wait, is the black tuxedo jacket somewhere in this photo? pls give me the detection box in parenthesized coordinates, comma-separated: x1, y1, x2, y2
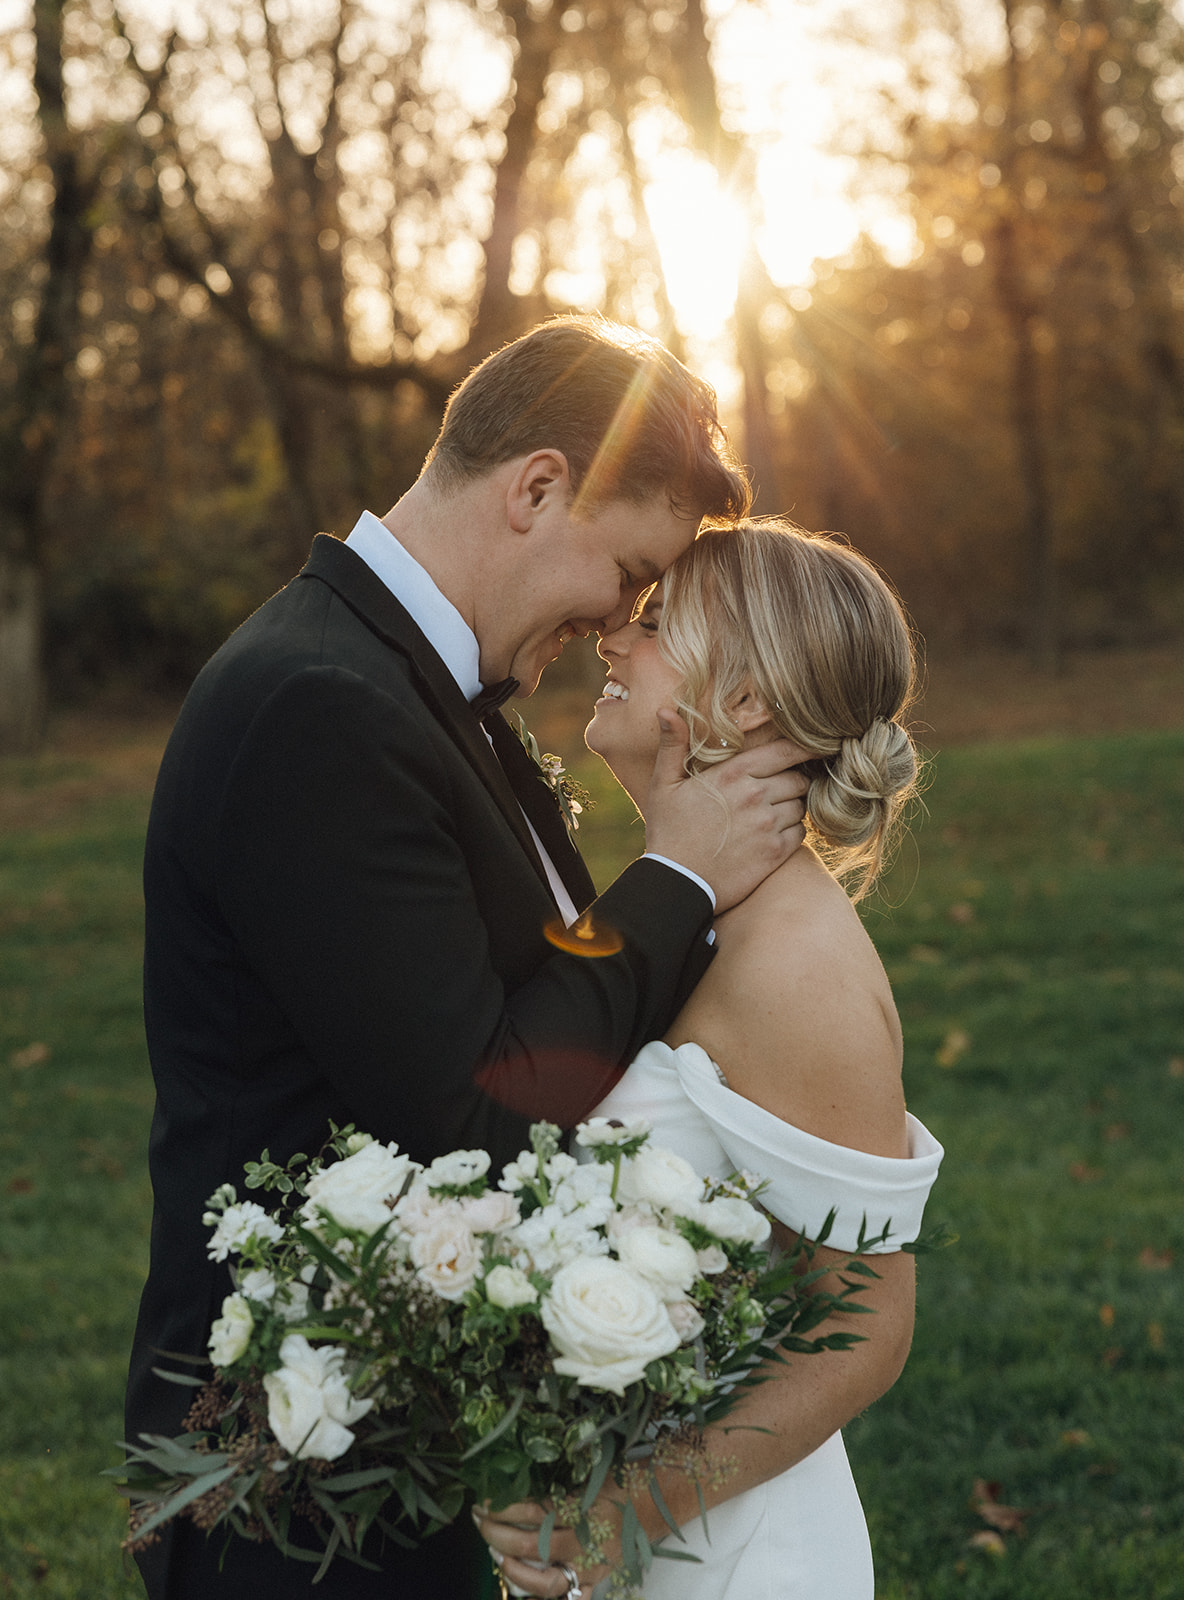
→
(128, 536, 714, 1598)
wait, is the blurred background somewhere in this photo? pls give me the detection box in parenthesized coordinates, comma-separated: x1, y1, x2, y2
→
(2, 0, 1183, 754)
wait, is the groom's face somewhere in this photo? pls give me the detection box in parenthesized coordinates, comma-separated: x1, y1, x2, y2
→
(498, 492, 697, 695)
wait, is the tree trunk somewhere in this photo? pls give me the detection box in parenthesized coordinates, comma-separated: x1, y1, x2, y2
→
(997, 0, 1059, 672)
(0, 0, 94, 750)
(0, 555, 46, 754)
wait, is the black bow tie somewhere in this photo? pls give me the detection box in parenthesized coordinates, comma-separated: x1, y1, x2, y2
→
(470, 676, 520, 722)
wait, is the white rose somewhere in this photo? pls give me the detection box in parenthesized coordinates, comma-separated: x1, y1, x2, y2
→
(484, 1264, 539, 1309)
(617, 1227, 699, 1300)
(426, 1149, 491, 1189)
(696, 1195, 771, 1246)
(541, 1257, 680, 1395)
(409, 1216, 482, 1301)
(666, 1299, 706, 1342)
(262, 1335, 372, 1461)
(205, 1201, 284, 1263)
(300, 1142, 417, 1234)
(208, 1293, 254, 1367)
(461, 1190, 520, 1234)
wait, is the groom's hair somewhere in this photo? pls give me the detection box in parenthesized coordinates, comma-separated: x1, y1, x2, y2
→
(420, 315, 750, 521)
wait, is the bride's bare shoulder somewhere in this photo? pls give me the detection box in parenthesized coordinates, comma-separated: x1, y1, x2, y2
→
(668, 849, 907, 1156)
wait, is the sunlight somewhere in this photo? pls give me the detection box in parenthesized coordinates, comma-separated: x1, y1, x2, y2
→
(643, 152, 747, 342)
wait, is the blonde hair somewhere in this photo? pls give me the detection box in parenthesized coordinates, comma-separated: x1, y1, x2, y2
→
(659, 520, 921, 899)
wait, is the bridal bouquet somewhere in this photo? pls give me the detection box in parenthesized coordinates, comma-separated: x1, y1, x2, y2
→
(117, 1120, 878, 1589)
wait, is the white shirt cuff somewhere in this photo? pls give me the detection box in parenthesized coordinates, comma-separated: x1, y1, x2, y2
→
(642, 853, 717, 912)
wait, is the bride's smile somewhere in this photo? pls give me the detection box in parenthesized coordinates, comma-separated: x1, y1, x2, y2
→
(586, 586, 684, 804)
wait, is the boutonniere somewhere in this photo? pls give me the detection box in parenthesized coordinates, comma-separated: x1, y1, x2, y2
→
(512, 714, 593, 833)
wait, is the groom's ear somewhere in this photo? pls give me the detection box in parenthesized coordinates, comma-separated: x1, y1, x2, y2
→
(731, 679, 773, 734)
(506, 450, 571, 532)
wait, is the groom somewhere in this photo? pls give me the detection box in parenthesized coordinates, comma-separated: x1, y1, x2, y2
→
(126, 315, 807, 1599)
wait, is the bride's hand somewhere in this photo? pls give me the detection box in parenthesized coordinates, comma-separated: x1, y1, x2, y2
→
(472, 1500, 613, 1598)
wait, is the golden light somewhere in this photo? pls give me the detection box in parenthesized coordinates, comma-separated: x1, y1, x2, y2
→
(643, 152, 748, 342)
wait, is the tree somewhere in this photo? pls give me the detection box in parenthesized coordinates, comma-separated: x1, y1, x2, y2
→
(0, 0, 99, 750)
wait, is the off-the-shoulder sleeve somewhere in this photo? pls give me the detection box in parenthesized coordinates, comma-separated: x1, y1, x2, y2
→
(669, 1043, 944, 1254)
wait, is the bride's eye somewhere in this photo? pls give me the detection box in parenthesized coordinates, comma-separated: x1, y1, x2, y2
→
(637, 612, 660, 634)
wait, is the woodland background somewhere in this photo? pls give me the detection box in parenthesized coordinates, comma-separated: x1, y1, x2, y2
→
(2, 0, 1184, 757)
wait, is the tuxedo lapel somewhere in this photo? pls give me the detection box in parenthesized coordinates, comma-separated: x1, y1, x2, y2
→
(485, 712, 597, 913)
(298, 537, 554, 898)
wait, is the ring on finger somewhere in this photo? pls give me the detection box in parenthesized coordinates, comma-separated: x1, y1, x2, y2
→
(555, 1562, 583, 1598)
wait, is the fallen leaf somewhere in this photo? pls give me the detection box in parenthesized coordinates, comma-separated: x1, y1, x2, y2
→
(6, 1177, 34, 1196)
(967, 1530, 1007, 1556)
(947, 901, 976, 924)
(970, 1479, 1031, 1536)
(1069, 1161, 1103, 1183)
(9, 1042, 50, 1070)
(909, 944, 943, 965)
(1061, 1429, 1090, 1447)
(937, 1028, 971, 1067)
(1168, 1057, 1184, 1078)
(1102, 1345, 1123, 1368)
(1099, 1304, 1115, 1328)
(1103, 1122, 1130, 1143)
(1138, 1247, 1173, 1271)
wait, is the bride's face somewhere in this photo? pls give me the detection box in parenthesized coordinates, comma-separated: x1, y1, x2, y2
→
(585, 586, 684, 801)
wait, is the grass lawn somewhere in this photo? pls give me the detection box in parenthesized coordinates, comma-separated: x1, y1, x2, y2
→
(0, 720, 1181, 1597)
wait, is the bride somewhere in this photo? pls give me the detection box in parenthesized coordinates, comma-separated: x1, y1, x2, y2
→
(475, 520, 944, 1600)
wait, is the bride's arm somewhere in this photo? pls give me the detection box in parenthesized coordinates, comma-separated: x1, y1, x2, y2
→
(479, 1247, 915, 1596)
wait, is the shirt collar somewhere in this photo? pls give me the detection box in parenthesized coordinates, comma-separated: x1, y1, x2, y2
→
(343, 510, 484, 702)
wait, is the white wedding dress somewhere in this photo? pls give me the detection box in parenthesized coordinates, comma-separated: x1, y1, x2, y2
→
(588, 1040, 945, 1600)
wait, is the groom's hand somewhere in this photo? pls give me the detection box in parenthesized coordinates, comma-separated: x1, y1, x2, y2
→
(643, 709, 810, 912)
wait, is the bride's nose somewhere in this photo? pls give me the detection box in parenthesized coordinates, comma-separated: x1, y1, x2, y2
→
(596, 623, 630, 663)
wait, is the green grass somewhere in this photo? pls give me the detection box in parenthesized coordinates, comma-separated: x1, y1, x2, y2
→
(1, 728, 1181, 1597)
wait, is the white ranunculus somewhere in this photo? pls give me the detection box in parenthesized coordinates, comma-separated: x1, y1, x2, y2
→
(696, 1195, 772, 1246)
(262, 1335, 373, 1461)
(426, 1149, 491, 1189)
(208, 1293, 254, 1367)
(484, 1264, 539, 1309)
(409, 1215, 482, 1301)
(205, 1201, 284, 1263)
(461, 1190, 520, 1234)
(300, 1142, 417, 1234)
(575, 1117, 651, 1148)
(617, 1146, 703, 1214)
(666, 1298, 706, 1342)
(344, 1131, 374, 1154)
(541, 1257, 681, 1395)
(617, 1226, 699, 1299)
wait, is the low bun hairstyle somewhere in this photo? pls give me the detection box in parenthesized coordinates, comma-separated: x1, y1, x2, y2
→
(659, 520, 921, 899)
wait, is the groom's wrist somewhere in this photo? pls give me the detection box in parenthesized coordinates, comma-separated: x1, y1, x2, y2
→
(642, 852, 717, 911)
